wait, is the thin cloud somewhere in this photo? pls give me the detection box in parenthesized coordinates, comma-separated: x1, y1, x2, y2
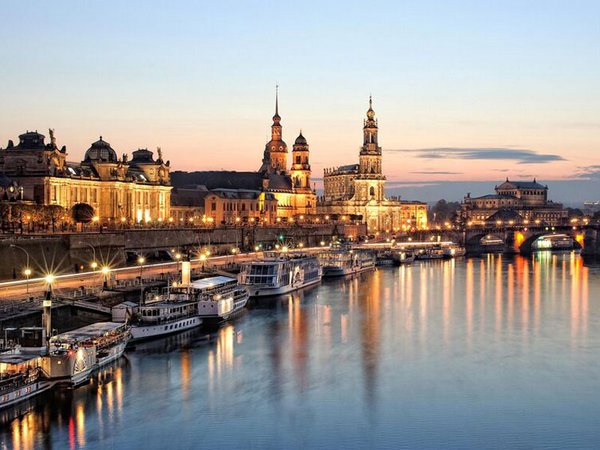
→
(575, 165, 600, 180)
(388, 147, 566, 164)
(409, 171, 463, 175)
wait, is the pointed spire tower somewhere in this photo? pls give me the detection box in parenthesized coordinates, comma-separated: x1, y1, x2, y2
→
(260, 85, 288, 174)
(359, 95, 383, 176)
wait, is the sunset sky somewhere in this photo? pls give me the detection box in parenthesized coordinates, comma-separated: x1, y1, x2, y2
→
(1, 1, 599, 203)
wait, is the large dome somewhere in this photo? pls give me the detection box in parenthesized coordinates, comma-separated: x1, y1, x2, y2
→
(84, 137, 118, 163)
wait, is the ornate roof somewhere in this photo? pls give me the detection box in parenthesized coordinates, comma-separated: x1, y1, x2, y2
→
(497, 179, 547, 190)
(294, 131, 307, 146)
(84, 137, 118, 163)
(15, 131, 46, 150)
(130, 148, 155, 164)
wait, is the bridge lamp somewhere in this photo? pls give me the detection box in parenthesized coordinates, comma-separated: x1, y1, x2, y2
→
(91, 261, 98, 270)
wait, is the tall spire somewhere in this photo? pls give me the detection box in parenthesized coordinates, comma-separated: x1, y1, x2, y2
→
(273, 84, 280, 123)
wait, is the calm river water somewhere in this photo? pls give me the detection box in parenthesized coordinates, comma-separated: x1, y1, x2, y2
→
(2, 253, 600, 449)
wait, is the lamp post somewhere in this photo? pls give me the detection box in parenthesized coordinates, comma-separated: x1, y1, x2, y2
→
(138, 256, 145, 304)
(175, 252, 182, 281)
(10, 245, 32, 291)
(43, 273, 55, 351)
(101, 266, 110, 290)
(79, 242, 97, 271)
(23, 268, 32, 294)
(199, 253, 207, 272)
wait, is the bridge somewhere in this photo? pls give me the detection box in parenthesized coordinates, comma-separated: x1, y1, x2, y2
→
(405, 225, 594, 255)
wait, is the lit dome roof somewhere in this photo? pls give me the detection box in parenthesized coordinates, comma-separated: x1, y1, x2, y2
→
(84, 137, 118, 163)
(294, 131, 307, 145)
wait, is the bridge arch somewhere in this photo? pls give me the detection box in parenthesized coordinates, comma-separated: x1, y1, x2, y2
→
(520, 233, 582, 253)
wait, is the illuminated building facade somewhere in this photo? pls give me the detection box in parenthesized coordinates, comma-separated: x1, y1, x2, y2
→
(461, 179, 568, 226)
(318, 98, 428, 232)
(0, 130, 171, 223)
(171, 90, 316, 222)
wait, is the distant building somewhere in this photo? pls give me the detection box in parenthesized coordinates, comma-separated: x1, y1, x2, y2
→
(170, 185, 277, 225)
(170, 90, 316, 224)
(461, 179, 568, 226)
(0, 130, 172, 223)
(317, 98, 428, 232)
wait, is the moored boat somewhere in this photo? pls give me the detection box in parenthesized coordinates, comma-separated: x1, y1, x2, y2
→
(443, 245, 466, 258)
(319, 245, 376, 277)
(239, 252, 322, 297)
(112, 299, 203, 342)
(392, 249, 416, 265)
(0, 352, 53, 409)
(415, 247, 445, 260)
(182, 276, 250, 322)
(44, 322, 130, 386)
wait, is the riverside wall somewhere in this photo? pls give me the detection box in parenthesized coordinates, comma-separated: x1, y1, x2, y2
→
(0, 223, 365, 280)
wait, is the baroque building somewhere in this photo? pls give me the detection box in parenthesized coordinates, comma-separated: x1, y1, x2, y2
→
(170, 90, 316, 223)
(0, 130, 172, 223)
(461, 179, 568, 226)
(318, 98, 428, 232)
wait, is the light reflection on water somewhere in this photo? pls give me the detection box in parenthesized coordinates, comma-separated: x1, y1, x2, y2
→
(2, 252, 600, 449)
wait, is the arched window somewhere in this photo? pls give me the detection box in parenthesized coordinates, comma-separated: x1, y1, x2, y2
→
(369, 186, 375, 197)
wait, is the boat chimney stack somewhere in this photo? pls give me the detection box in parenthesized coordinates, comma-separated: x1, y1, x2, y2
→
(181, 260, 191, 287)
(42, 289, 52, 351)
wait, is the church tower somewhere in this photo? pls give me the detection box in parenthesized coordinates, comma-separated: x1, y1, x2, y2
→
(359, 96, 383, 176)
(354, 97, 386, 203)
(290, 131, 311, 191)
(260, 86, 288, 174)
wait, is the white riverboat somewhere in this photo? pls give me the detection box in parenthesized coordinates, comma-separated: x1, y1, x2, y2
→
(44, 322, 130, 386)
(182, 276, 250, 322)
(532, 234, 575, 252)
(318, 245, 376, 277)
(112, 299, 202, 342)
(0, 352, 53, 410)
(239, 252, 322, 297)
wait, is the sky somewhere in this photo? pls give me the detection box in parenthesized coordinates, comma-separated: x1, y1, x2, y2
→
(1, 1, 599, 203)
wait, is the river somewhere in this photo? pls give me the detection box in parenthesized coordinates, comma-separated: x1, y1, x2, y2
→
(2, 252, 599, 449)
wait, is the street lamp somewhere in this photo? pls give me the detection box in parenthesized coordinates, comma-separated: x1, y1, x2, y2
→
(23, 268, 32, 294)
(175, 252, 182, 280)
(199, 253, 207, 271)
(79, 242, 97, 271)
(10, 245, 31, 287)
(44, 273, 55, 296)
(101, 266, 110, 289)
(137, 256, 146, 304)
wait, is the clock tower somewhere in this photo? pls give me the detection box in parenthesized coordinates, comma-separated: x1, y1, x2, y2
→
(260, 86, 288, 174)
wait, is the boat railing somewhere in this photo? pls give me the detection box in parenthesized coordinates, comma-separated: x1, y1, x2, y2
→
(0, 367, 40, 393)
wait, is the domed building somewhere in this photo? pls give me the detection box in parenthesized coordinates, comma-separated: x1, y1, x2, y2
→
(0, 130, 172, 223)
